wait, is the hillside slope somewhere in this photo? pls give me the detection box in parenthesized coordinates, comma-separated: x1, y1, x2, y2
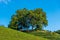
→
(27, 30, 60, 40)
(0, 27, 48, 40)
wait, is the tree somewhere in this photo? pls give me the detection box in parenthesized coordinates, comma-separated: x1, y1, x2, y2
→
(54, 30, 60, 34)
(31, 8, 48, 30)
(8, 8, 48, 31)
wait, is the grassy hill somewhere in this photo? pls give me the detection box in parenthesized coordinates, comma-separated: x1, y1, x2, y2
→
(27, 30, 60, 40)
(0, 27, 48, 40)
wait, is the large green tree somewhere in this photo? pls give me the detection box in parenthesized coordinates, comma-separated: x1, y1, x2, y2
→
(8, 8, 48, 31)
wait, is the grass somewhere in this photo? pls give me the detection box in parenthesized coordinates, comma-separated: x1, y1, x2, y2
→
(27, 30, 60, 40)
(0, 27, 48, 40)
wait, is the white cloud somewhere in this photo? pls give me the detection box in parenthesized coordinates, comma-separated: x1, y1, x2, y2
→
(0, 0, 11, 4)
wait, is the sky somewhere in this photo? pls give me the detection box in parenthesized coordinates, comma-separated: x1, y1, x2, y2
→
(0, 0, 60, 31)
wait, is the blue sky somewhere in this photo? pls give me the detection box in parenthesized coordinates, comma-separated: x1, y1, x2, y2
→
(0, 0, 60, 31)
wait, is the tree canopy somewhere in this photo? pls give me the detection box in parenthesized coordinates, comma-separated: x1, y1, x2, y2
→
(8, 8, 48, 31)
(54, 30, 60, 34)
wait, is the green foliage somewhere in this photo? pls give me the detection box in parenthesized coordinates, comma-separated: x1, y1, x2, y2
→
(0, 27, 48, 40)
(8, 8, 48, 31)
(27, 30, 60, 40)
(54, 30, 60, 34)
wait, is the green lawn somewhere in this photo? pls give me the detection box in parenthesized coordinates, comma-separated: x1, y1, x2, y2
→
(0, 27, 48, 40)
